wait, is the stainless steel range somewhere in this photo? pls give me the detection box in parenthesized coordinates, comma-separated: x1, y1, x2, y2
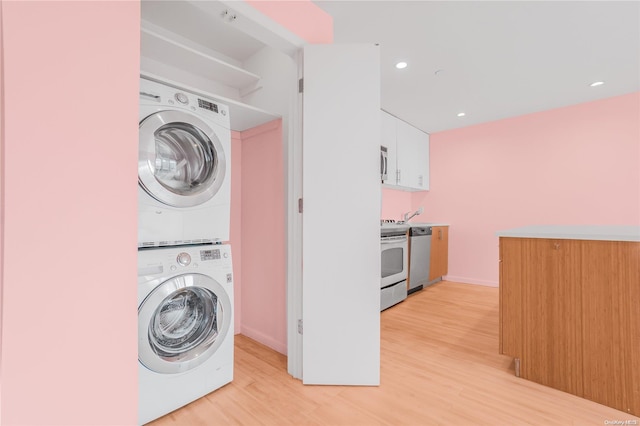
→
(380, 220, 409, 310)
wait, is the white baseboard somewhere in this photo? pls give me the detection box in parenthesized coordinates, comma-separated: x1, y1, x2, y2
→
(239, 325, 287, 355)
(444, 275, 498, 288)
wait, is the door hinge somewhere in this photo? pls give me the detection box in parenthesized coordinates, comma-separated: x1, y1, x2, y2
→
(297, 319, 303, 334)
(298, 198, 303, 213)
(298, 78, 303, 93)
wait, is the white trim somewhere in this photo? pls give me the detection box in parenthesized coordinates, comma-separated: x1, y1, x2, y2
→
(286, 50, 304, 380)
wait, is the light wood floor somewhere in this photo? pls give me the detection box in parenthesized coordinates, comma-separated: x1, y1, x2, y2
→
(150, 281, 640, 425)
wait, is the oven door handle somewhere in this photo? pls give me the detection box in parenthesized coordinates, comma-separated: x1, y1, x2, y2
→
(381, 236, 407, 244)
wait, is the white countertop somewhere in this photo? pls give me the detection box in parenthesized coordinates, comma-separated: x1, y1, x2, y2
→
(405, 222, 450, 227)
(496, 225, 640, 242)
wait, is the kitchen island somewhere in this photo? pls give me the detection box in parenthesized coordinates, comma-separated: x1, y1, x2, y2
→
(496, 225, 640, 416)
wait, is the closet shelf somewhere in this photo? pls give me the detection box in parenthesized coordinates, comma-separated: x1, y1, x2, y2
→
(140, 27, 261, 91)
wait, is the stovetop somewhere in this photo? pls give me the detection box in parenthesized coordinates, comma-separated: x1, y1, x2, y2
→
(380, 219, 410, 233)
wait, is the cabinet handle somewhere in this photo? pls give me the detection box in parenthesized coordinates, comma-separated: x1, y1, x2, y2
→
(439, 229, 442, 240)
(397, 169, 401, 183)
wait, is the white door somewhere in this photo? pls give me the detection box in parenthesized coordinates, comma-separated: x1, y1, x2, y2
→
(301, 44, 381, 385)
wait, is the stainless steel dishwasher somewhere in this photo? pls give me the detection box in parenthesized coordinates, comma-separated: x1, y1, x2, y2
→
(408, 225, 432, 294)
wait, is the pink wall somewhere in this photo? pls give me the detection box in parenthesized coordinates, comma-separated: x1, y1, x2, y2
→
(411, 92, 640, 286)
(230, 131, 243, 334)
(239, 120, 286, 354)
(381, 187, 413, 221)
(1, 2, 139, 424)
(0, 0, 326, 422)
(245, 0, 333, 43)
(0, 5, 5, 419)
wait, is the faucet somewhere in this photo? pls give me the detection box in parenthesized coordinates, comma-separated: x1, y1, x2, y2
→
(402, 206, 424, 223)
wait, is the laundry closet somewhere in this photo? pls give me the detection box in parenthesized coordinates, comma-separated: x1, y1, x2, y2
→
(138, 0, 384, 389)
(140, 0, 293, 358)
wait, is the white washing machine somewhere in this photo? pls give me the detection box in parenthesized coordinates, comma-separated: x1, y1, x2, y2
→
(138, 77, 231, 247)
(138, 244, 234, 425)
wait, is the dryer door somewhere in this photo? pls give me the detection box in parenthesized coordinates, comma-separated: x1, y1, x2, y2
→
(138, 273, 232, 374)
(138, 110, 227, 208)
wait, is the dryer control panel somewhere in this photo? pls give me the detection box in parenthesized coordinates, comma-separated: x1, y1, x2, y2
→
(139, 77, 230, 128)
(200, 248, 220, 261)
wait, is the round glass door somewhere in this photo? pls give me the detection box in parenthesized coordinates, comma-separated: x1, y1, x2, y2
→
(138, 273, 231, 374)
(139, 110, 227, 208)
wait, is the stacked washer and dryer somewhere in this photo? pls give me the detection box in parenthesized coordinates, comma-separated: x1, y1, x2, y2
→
(137, 77, 234, 425)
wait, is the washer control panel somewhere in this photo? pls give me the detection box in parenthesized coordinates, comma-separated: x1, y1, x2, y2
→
(138, 244, 232, 278)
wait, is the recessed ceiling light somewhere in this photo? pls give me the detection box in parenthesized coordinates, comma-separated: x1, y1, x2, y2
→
(590, 81, 605, 87)
(457, 112, 466, 117)
(395, 62, 408, 69)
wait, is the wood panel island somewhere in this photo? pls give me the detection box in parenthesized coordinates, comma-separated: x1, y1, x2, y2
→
(496, 225, 640, 416)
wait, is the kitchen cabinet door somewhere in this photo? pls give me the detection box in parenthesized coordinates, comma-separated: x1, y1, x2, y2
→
(396, 119, 429, 191)
(519, 238, 584, 396)
(301, 44, 381, 386)
(499, 237, 523, 357)
(499, 236, 639, 415)
(429, 226, 449, 280)
(381, 110, 397, 185)
(580, 241, 640, 415)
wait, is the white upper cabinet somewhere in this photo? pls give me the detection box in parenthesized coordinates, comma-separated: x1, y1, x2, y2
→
(380, 110, 397, 185)
(381, 110, 430, 191)
(396, 119, 430, 190)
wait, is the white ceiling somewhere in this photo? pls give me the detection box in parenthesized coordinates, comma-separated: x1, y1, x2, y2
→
(141, 0, 266, 61)
(314, 1, 640, 133)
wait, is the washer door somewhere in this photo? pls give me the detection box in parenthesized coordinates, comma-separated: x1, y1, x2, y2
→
(139, 110, 226, 208)
(138, 273, 231, 374)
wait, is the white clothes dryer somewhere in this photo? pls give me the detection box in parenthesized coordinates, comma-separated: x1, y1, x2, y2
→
(138, 77, 231, 247)
(138, 244, 234, 425)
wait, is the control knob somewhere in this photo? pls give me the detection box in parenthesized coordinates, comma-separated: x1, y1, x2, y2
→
(177, 252, 191, 266)
(175, 92, 189, 105)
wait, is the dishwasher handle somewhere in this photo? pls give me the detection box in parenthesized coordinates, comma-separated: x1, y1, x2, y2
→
(409, 226, 432, 236)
